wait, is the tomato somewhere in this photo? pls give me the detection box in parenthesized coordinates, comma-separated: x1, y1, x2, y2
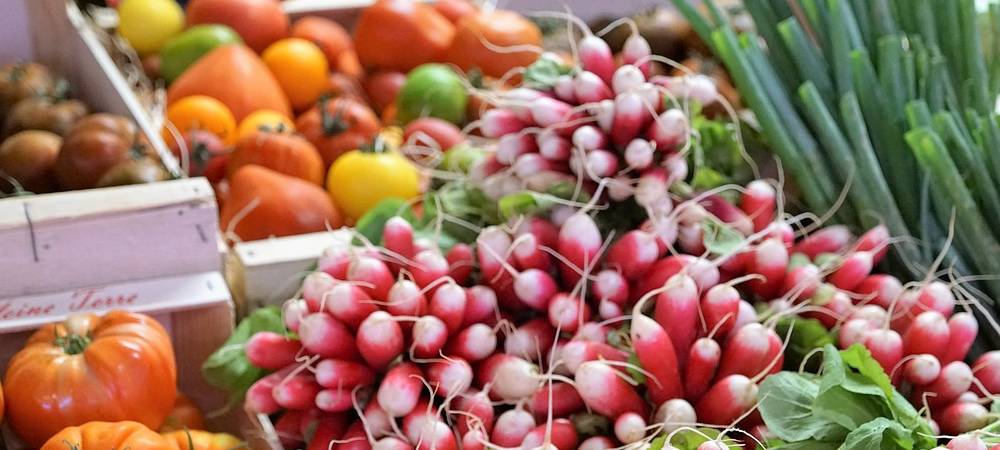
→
(262, 38, 330, 111)
(433, 0, 477, 23)
(221, 165, 342, 242)
(54, 114, 142, 190)
(163, 431, 246, 450)
(397, 63, 468, 125)
(163, 95, 237, 145)
(185, 0, 288, 53)
(447, 9, 542, 78)
(327, 143, 421, 220)
(0, 63, 57, 117)
(336, 50, 365, 80)
(159, 25, 243, 83)
(169, 129, 228, 181)
(3, 97, 88, 138)
(353, 0, 455, 72)
(42, 421, 173, 450)
(159, 393, 204, 432)
(403, 117, 464, 151)
(0, 130, 61, 193)
(364, 71, 406, 112)
(296, 96, 380, 167)
(328, 73, 367, 103)
(290, 17, 352, 69)
(117, 0, 185, 55)
(237, 109, 294, 138)
(227, 130, 324, 185)
(4, 312, 177, 448)
(96, 157, 170, 187)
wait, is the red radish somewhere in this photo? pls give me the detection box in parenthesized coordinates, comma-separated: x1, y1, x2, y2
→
(372, 437, 413, 450)
(304, 412, 348, 450)
(326, 283, 377, 329)
(347, 256, 394, 301)
(478, 226, 513, 281)
(572, 125, 609, 152)
(513, 269, 559, 311)
(624, 138, 655, 170)
(570, 149, 619, 179)
(560, 339, 628, 373)
(702, 284, 741, 337)
(699, 442, 729, 450)
(946, 434, 987, 450)
(482, 108, 528, 138)
(903, 354, 942, 386)
(654, 398, 697, 433)
(849, 305, 889, 326)
(246, 332, 302, 370)
(446, 244, 474, 285)
(455, 390, 495, 434)
(942, 313, 977, 363)
(530, 382, 585, 419)
(505, 318, 557, 361)
(597, 299, 624, 319)
(463, 286, 498, 327)
(974, 351, 1000, 394)
(387, 280, 428, 324)
(411, 249, 450, 290)
(470, 153, 504, 179)
(410, 419, 458, 450)
(315, 387, 355, 412)
(914, 281, 956, 318)
(856, 224, 891, 264)
(838, 319, 874, 348)
(686, 337, 722, 401)
(747, 238, 789, 299)
(862, 328, 903, 375)
(611, 92, 649, 148)
(514, 153, 557, 178)
(299, 313, 359, 360)
(623, 34, 652, 75)
(605, 230, 660, 280)
(273, 375, 321, 410)
(521, 419, 579, 450)
(793, 225, 853, 258)
(282, 300, 308, 334)
(939, 402, 990, 435)
(579, 35, 615, 84)
(246, 375, 283, 414)
(383, 217, 415, 262)
(635, 167, 670, 211)
(315, 359, 376, 390)
(497, 133, 538, 165)
(828, 251, 874, 291)
(631, 314, 684, 403)
(733, 300, 760, 331)
(318, 245, 352, 280)
(554, 75, 577, 103)
(516, 217, 560, 248)
(592, 269, 629, 305)
(377, 362, 423, 417)
(362, 402, 394, 439)
(593, 99, 615, 133)
(491, 408, 536, 448)
(429, 283, 467, 332)
(612, 64, 645, 95)
(274, 410, 306, 449)
(537, 131, 572, 161)
(694, 374, 759, 426)
(512, 233, 550, 271)
(646, 108, 688, 151)
(717, 323, 772, 379)
(548, 293, 591, 333)
(303, 272, 337, 312)
(613, 412, 647, 444)
(447, 323, 497, 361)
(427, 358, 473, 397)
(701, 195, 753, 235)
(807, 289, 852, 329)
(574, 360, 650, 418)
(411, 315, 449, 359)
(461, 431, 487, 450)
(855, 274, 903, 310)
(654, 274, 699, 368)
(781, 264, 821, 302)
(579, 437, 616, 450)
(913, 361, 973, 408)
(357, 311, 404, 371)
(531, 97, 576, 128)
(482, 354, 542, 401)
(740, 180, 776, 232)
(574, 71, 614, 104)
(903, 311, 950, 359)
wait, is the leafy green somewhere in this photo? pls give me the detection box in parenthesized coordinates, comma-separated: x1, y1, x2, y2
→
(757, 345, 936, 450)
(687, 113, 757, 192)
(201, 306, 285, 401)
(649, 428, 739, 450)
(522, 54, 574, 90)
(774, 317, 834, 372)
(702, 218, 745, 255)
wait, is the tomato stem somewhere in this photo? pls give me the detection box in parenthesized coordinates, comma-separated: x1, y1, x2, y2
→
(318, 95, 350, 136)
(55, 333, 91, 355)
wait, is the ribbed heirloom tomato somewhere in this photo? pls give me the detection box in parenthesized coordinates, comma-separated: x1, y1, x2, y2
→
(353, 0, 454, 72)
(227, 130, 325, 185)
(236, 109, 295, 139)
(297, 96, 380, 167)
(4, 312, 177, 448)
(41, 421, 173, 450)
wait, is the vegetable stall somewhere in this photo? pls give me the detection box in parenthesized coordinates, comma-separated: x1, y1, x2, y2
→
(2, 0, 1000, 449)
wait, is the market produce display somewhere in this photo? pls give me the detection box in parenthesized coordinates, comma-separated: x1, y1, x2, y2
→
(9, 0, 1000, 448)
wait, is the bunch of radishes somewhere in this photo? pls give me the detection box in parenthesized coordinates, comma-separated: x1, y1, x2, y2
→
(470, 27, 716, 209)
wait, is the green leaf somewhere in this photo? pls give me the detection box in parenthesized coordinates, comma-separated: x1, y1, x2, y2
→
(840, 344, 894, 398)
(774, 317, 835, 372)
(201, 306, 285, 398)
(626, 352, 646, 384)
(522, 54, 574, 90)
(771, 441, 840, 450)
(758, 372, 849, 442)
(702, 218, 744, 255)
(658, 428, 739, 450)
(840, 417, 913, 450)
(353, 198, 416, 245)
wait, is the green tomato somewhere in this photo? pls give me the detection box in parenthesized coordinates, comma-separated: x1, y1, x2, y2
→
(159, 25, 243, 83)
(117, 0, 185, 55)
(397, 64, 468, 125)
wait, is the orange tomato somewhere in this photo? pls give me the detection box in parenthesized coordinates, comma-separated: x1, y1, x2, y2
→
(447, 9, 542, 78)
(163, 430, 246, 450)
(262, 38, 330, 111)
(336, 50, 365, 80)
(353, 0, 455, 72)
(158, 393, 204, 432)
(42, 421, 173, 450)
(237, 109, 295, 138)
(433, 0, 477, 23)
(163, 95, 237, 146)
(290, 17, 352, 67)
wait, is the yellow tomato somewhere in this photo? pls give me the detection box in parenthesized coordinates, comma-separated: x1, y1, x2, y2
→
(117, 0, 185, 55)
(163, 95, 237, 146)
(236, 109, 295, 139)
(327, 146, 420, 220)
(262, 38, 330, 111)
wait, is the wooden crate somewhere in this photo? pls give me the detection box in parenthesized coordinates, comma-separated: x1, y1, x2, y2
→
(0, 270, 236, 447)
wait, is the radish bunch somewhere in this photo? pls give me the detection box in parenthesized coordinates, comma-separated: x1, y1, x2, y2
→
(471, 29, 718, 209)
